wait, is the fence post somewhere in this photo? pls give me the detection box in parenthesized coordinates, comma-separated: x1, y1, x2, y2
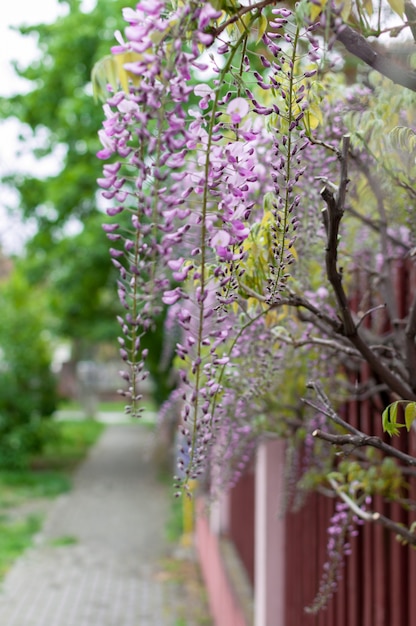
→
(255, 438, 286, 626)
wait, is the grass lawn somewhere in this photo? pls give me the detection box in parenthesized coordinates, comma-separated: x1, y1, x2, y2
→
(58, 399, 126, 412)
(0, 419, 105, 579)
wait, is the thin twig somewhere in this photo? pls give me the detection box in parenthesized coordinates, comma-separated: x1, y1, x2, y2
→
(355, 304, 387, 330)
(212, 0, 274, 38)
(273, 333, 361, 358)
(346, 205, 411, 252)
(240, 284, 345, 334)
(313, 428, 416, 467)
(328, 478, 377, 521)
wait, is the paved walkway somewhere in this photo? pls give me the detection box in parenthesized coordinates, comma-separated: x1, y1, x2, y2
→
(0, 423, 206, 625)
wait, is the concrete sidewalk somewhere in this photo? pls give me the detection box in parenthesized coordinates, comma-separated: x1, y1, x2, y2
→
(0, 424, 205, 625)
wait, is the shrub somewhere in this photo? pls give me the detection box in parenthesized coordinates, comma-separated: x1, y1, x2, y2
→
(0, 270, 57, 467)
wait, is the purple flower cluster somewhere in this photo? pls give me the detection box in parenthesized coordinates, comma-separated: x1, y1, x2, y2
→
(97, 1, 223, 415)
(96, 2, 323, 491)
(306, 500, 362, 613)
(241, 16, 320, 303)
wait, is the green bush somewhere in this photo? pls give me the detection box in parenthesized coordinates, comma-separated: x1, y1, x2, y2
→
(0, 270, 57, 468)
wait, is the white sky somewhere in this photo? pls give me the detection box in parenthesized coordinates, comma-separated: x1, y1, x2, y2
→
(0, 0, 96, 253)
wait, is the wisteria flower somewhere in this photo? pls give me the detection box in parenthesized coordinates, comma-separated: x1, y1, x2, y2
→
(194, 83, 216, 109)
(227, 97, 250, 124)
(211, 229, 231, 250)
(198, 3, 222, 30)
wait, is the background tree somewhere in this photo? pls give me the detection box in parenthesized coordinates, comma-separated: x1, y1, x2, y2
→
(1, 0, 131, 231)
(0, 0, 175, 404)
(0, 264, 57, 467)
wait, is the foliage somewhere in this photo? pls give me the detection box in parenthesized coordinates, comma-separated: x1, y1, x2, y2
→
(28, 213, 123, 348)
(382, 400, 416, 436)
(35, 419, 105, 469)
(0, 269, 58, 468)
(0, 0, 134, 232)
(93, 0, 416, 609)
(0, 0, 136, 351)
(0, 471, 70, 508)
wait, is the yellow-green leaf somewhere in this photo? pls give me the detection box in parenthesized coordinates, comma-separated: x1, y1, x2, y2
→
(362, 0, 374, 16)
(304, 102, 323, 131)
(91, 52, 142, 102)
(310, 0, 328, 21)
(257, 13, 269, 43)
(386, 0, 404, 17)
(405, 402, 416, 431)
(382, 400, 402, 436)
(390, 126, 416, 153)
(334, 0, 352, 20)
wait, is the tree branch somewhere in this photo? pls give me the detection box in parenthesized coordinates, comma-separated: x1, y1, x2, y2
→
(328, 477, 378, 521)
(335, 23, 416, 92)
(328, 477, 416, 545)
(313, 428, 416, 467)
(304, 384, 362, 436)
(322, 136, 354, 334)
(321, 135, 416, 400)
(306, 382, 416, 468)
(273, 333, 362, 358)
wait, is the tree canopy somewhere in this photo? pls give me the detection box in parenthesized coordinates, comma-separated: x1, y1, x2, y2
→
(1, 0, 134, 233)
(0, 0, 137, 352)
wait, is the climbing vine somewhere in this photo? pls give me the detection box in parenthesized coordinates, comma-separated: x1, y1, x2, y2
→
(96, 0, 416, 609)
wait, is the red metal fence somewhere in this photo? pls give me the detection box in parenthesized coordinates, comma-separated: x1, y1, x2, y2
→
(284, 427, 416, 625)
(283, 258, 416, 624)
(197, 259, 416, 625)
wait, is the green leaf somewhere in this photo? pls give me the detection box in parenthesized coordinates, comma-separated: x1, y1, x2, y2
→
(363, 0, 374, 16)
(334, 0, 352, 20)
(92, 52, 142, 102)
(382, 401, 416, 436)
(405, 402, 416, 431)
(382, 401, 402, 436)
(389, 126, 416, 153)
(257, 13, 268, 43)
